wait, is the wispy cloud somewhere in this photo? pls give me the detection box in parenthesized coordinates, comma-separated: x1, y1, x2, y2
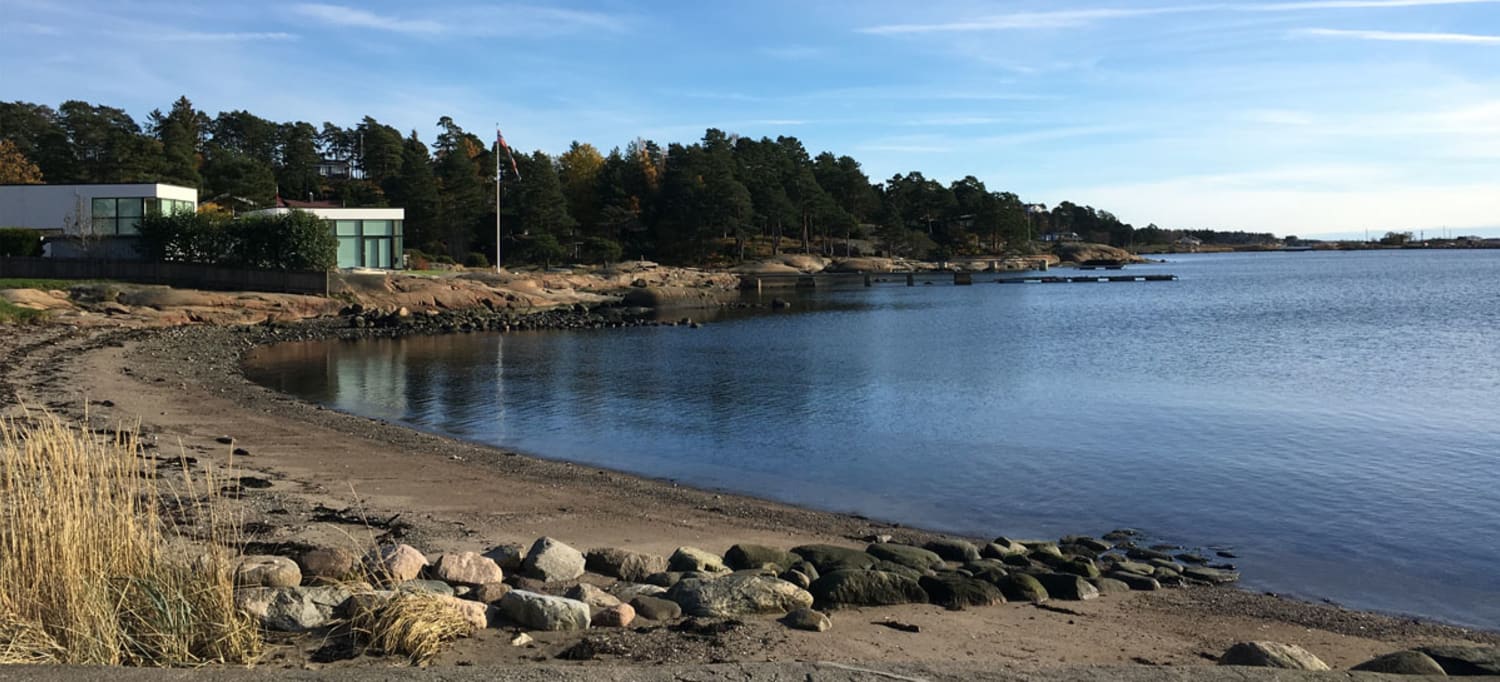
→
(160, 31, 298, 42)
(860, 0, 1500, 34)
(290, 3, 630, 37)
(1294, 27, 1500, 43)
(291, 4, 444, 34)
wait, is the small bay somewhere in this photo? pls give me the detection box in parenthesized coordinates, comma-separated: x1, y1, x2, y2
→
(246, 250, 1500, 629)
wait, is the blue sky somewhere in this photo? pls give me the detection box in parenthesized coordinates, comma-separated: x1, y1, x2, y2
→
(3, 0, 1499, 237)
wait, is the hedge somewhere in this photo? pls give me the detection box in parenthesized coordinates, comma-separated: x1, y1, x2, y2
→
(137, 211, 336, 272)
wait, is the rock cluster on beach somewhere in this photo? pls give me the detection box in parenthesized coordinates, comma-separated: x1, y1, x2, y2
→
(229, 530, 1246, 647)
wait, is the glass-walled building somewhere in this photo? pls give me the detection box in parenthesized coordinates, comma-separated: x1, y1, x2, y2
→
(244, 206, 405, 270)
(0, 183, 199, 259)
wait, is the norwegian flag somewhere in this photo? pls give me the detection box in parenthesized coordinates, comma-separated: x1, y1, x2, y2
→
(496, 128, 522, 181)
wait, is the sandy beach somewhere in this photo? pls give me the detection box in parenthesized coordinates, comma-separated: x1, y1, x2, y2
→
(2, 317, 1496, 674)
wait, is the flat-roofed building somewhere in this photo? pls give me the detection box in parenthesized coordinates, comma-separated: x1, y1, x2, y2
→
(0, 183, 197, 259)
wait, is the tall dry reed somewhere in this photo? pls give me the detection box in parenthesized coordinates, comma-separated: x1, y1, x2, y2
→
(0, 412, 260, 666)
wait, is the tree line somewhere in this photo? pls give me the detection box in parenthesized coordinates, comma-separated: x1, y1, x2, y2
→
(0, 96, 1270, 267)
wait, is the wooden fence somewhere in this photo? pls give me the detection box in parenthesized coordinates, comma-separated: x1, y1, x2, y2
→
(0, 257, 328, 296)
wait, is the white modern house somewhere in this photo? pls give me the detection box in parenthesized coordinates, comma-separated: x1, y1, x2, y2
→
(244, 198, 405, 270)
(0, 183, 198, 259)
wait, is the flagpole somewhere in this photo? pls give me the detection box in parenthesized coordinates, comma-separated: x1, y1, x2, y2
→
(504, 124, 510, 274)
(495, 125, 502, 273)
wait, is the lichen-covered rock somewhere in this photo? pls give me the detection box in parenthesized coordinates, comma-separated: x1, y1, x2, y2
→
(365, 544, 428, 584)
(918, 574, 1005, 610)
(496, 590, 591, 631)
(667, 574, 813, 617)
(1059, 557, 1101, 579)
(998, 573, 1049, 603)
(431, 551, 505, 585)
(724, 544, 799, 571)
(809, 570, 928, 608)
(1183, 566, 1240, 584)
(235, 585, 350, 631)
(1089, 577, 1132, 595)
(923, 539, 981, 562)
(667, 546, 730, 574)
(790, 545, 878, 574)
(1105, 571, 1161, 591)
(781, 607, 832, 632)
(1219, 642, 1330, 670)
(585, 547, 667, 582)
(522, 537, 585, 582)
(1351, 650, 1448, 675)
(233, 555, 302, 588)
(867, 543, 944, 571)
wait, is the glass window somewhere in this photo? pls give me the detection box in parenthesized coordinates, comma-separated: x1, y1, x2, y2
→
(92, 217, 113, 236)
(338, 237, 359, 268)
(335, 220, 359, 236)
(117, 199, 143, 218)
(364, 220, 392, 236)
(92, 198, 116, 218)
(120, 218, 141, 236)
(391, 220, 404, 237)
(364, 239, 381, 268)
(376, 239, 391, 268)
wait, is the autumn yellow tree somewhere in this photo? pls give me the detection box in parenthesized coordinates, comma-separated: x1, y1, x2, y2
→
(0, 139, 44, 184)
(556, 141, 604, 233)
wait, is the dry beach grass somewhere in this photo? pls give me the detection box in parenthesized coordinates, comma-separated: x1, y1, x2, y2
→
(0, 412, 261, 666)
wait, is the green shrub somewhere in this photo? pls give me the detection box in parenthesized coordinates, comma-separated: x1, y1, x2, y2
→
(463, 252, 490, 268)
(0, 228, 43, 257)
(138, 210, 336, 272)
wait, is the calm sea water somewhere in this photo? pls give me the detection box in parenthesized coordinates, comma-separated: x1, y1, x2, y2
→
(247, 250, 1500, 629)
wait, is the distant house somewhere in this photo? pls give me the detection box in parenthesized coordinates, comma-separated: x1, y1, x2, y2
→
(1041, 231, 1081, 242)
(315, 158, 352, 180)
(0, 182, 197, 259)
(244, 196, 404, 270)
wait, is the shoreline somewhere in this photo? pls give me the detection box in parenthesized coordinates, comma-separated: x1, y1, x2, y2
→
(2, 314, 1496, 671)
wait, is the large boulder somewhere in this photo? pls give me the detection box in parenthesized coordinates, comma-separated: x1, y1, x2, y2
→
(234, 585, 351, 632)
(522, 537, 586, 582)
(233, 555, 302, 588)
(365, 544, 428, 584)
(1418, 645, 1500, 675)
(725, 544, 799, 571)
(866, 543, 944, 571)
(923, 539, 981, 563)
(496, 590, 591, 631)
(431, 551, 505, 585)
(997, 573, 1049, 603)
(1351, 650, 1448, 675)
(297, 546, 357, 584)
(585, 547, 668, 582)
(593, 603, 636, 628)
(630, 595, 682, 621)
(1218, 642, 1330, 670)
(809, 570, 928, 608)
(668, 546, 730, 574)
(1032, 573, 1100, 601)
(918, 574, 1005, 610)
(1089, 577, 1132, 595)
(667, 574, 813, 617)
(790, 545, 878, 574)
(1105, 571, 1161, 591)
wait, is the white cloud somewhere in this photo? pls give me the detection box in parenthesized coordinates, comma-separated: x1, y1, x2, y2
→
(160, 31, 298, 42)
(859, 0, 1500, 34)
(1294, 27, 1500, 43)
(291, 4, 444, 34)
